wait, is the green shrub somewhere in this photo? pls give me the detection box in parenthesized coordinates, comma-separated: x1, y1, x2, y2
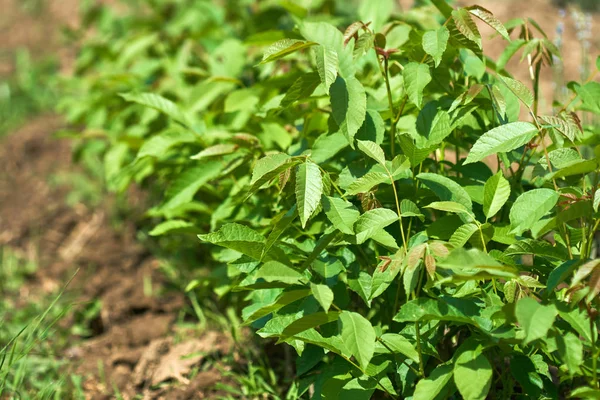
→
(62, 0, 600, 397)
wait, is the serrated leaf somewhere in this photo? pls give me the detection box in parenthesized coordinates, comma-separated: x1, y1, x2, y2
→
(504, 239, 566, 260)
(354, 208, 398, 244)
(376, 333, 419, 362)
(464, 122, 538, 165)
(263, 206, 297, 259)
(339, 311, 375, 371)
(483, 171, 510, 219)
(191, 144, 237, 160)
(417, 173, 473, 210)
(413, 363, 454, 400)
(345, 171, 389, 195)
(260, 39, 317, 64)
(323, 196, 360, 235)
(330, 76, 367, 144)
(401, 199, 424, 221)
(300, 21, 355, 78)
(452, 8, 481, 48)
(296, 161, 323, 228)
(403, 62, 432, 109)
(449, 223, 479, 248)
(256, 261, 306, 284)
(422, 26, 449, 67)
(497, 39, 527, 69)
(425, 201, 472, 215)
(313, 45, 338, 91)
(357, 140, 386, 166)
(199, 223, 265, 260)
(437, 248, 517, 279)
(249, 154, 301, 195)
(467, 5, 510, 40)
(557, 332, 583, 376)
(120, 92, 191, 127)
(163, 162, 222, 210)
(499, 76, 534, 108)
(454, 341, 493, 400)
(149, 220, 199, 236)
(280, 311, 341, 340)
(509, 189, 559, 235)
(515, 297, 558, 344)
(311, 283, 334, 312)
(281, 72, 321, 107)
(137, 130, 197, 159)
(394, 297, 477, 324)
(539, 115, 577, 142)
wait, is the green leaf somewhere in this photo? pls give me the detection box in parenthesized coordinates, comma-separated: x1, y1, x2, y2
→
(354, 208, 398, 244)
(499, 76, 534, 108)
(245, 289, 311, 322)
(281, 311, 341, 340)
(451, 8, 482, 48)
(574, 81, 600, 114)
(464, 122, 538, 165)
(417, 173, 473, 210)
(401, 199, 424, 220)
(330, 76, 367, 144)
(376, 333, 419, 363)
(594, 190, 600, 212)
(403, 62, 432, 109)
(357, 140, 386, 166)
(311, 283, 334, 313)
(120, 92, 191, 127)
(249, 153, 301, 195)
(449, 223, 479, 248)
(191, 144, 237, 160)
(358, 0, 393, 32)
(510, 355, 543, 397)
(149, 220, 199, 236)
(339, 311, 376, 371)
(323, 196, 360, 235)
(300, 21, 355, 78)
(163, 162, 222, 210)
(504, 239, 567, 260)
(497, 39, 526, 69)
(454, 341, 493, 400)
(509, 189, 559, 235)
(260, 39, 317, 64)
(295, 161, 324, 228)
(199, 223, 265, 260)
(483, 171, 510, 219)
(570, 387, 600, 399)
(539, 115, 578, 142)
(557, 331, 583, 376)
(422, 26, 450, 67)
(394, 297, 477, 325)
(263, 206, 297, 260)
(137, 130, 197, 159)
(313, 45, 338, 91)
(515, 297, 558, 345)
(345, 171, 389, 195)
(281, 72, 321, 107)
(425, 201, 472, 215)
(438, 247, 517, 280)
(466, 6, 510, 40)
(256, 261, 306, 285)
(413, 363, 454, 400)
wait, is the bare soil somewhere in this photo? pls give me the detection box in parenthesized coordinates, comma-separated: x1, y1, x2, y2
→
(0, 118, 235, 399)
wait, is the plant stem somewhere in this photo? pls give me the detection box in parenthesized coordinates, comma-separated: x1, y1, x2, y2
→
(415, 321, 425, 377)
(590, 312, 598, 388)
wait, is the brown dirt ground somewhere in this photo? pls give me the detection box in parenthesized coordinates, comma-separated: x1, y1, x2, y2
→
(0, 117, 238, 399)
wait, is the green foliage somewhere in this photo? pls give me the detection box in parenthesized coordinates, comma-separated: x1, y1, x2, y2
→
(63, 0, 600, 397)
